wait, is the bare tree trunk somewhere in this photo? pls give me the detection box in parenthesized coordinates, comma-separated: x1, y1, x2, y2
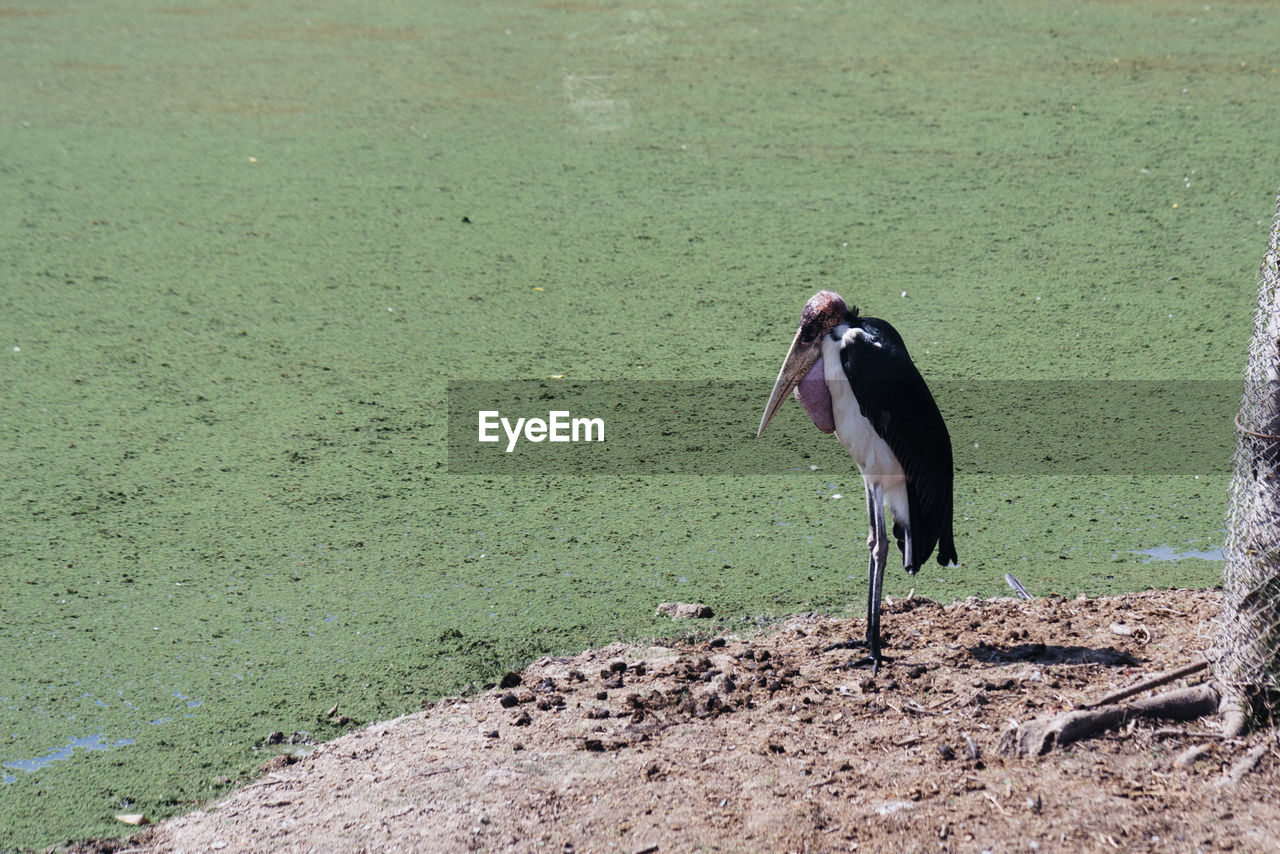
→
(1214, 192, 1280, 733)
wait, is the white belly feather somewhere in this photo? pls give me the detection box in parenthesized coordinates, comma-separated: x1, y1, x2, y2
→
(822, 328, 911, 535)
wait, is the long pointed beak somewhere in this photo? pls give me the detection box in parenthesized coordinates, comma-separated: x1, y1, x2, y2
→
(757, 327, 823, 438)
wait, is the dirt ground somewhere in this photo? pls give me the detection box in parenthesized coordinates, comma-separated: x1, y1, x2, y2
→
(86, 589, 1280, 853)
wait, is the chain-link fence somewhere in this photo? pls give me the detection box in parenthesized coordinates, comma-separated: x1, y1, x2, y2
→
(1215, 193, 1280, 720)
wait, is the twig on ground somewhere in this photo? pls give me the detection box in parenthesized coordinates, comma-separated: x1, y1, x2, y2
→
(1149, 728, 1227, 740)
(1214, 741, 1271, 789)
(904, 700, 939, 716)
(1082, 660, 1209, 709)
(240, 775, 291, 791)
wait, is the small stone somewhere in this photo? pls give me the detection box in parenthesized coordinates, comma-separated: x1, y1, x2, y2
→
(656, 602, 713, 620)
(499, 693, 519, 708)
(512, 711, 532, 727)
(873, 800, 916, 816)
(258, 754, 298, 773)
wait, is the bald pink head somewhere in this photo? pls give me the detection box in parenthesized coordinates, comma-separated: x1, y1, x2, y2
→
(798, 291, 850, 346)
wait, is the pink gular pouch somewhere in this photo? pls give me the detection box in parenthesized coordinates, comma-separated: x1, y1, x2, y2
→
(794, 356, 836, 434)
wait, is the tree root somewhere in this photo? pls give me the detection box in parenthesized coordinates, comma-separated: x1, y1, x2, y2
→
(998, 661, 1277, 790)
(1214, 740, 1270, 789)
(1217, 684, 1251, 738)
(997, 682, 1221, 757)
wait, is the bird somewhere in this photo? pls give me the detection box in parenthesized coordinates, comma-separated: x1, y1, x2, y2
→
(757, 290, 956, 672)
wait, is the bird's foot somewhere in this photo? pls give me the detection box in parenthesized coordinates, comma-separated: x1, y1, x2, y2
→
(844, 653, 890, 675)
(825, 639, 890, 673)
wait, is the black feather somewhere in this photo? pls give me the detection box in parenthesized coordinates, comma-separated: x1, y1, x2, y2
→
(838, 316, 956, 570)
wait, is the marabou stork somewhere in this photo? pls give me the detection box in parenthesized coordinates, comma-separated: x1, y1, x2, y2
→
(757, 290, 956, 672)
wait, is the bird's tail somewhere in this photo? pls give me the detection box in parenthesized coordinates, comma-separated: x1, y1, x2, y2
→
(937, 527, 957, 567)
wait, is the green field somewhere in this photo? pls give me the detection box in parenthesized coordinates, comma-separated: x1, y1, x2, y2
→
(2, 0, 1278, 848)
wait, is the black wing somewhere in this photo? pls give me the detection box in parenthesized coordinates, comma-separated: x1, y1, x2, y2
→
(838, 316, 956, 569)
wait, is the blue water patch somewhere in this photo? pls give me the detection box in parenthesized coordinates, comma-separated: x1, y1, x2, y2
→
(172, 691, 202, 709)
(1138, 546, 1224, 562)
(3, 733, 135, 781)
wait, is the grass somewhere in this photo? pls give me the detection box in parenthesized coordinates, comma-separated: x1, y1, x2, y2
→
(2, 0, 1278, 847)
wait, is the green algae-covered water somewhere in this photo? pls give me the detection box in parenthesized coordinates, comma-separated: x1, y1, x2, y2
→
(2, 1, 1278, 847)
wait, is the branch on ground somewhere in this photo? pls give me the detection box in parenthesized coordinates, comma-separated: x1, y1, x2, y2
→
(1081, 660, 1209, 709)
(997, 683, 1221, 758)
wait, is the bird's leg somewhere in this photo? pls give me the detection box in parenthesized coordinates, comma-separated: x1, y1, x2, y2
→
(864, 482, 889, 673)
(838, 482, 891, 670)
